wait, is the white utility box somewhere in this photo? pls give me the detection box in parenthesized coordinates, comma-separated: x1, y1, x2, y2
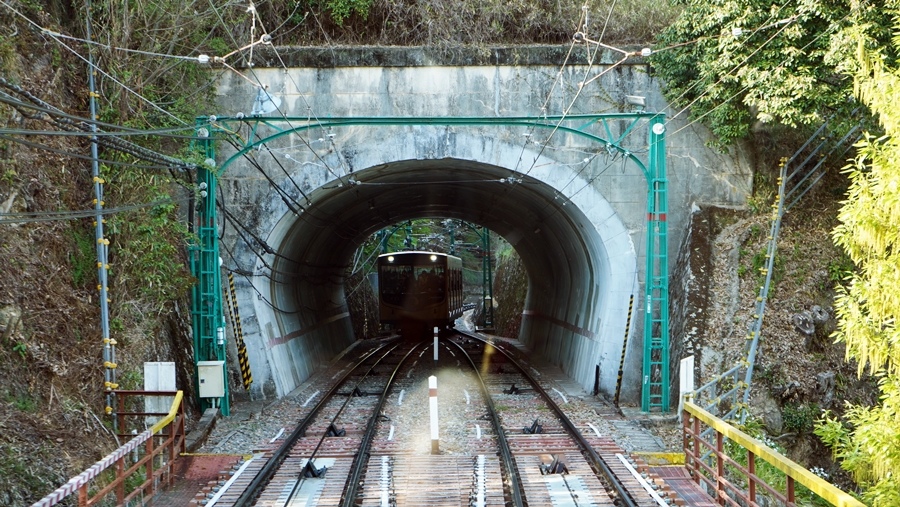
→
(197, 360, 226, 398)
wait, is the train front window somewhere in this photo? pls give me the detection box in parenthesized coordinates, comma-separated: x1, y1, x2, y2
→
(379, 263, 446, 307)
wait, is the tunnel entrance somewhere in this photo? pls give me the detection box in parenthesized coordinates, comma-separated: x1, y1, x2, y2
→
(196, 114, 668, 410)
(222, 156, 637, 403)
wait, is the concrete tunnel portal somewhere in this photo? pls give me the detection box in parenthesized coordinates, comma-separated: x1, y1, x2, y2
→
(230, 147, 641, 404)
(210, 47, 754, 411)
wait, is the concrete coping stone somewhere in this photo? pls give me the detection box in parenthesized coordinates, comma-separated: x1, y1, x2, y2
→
(242, 44, 648, 68)
(185, 407, 220, 453)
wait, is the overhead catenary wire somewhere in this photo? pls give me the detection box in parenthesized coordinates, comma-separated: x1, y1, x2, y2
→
(214, 1, 356, 185)
(651, 4, 792, 119)
(503, 3, 641, 210)
(222, 137, 307, 216)
(219, 243, 306, 315)
(663, 11, 797, 129)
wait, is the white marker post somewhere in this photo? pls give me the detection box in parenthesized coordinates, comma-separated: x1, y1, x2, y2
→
(433, 327, 439, 362)
(679, 355, 695, 415)
(429, 375, 439, 454)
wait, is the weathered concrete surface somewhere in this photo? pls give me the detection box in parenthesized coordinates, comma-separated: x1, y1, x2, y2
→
(211, 45, 752, 406)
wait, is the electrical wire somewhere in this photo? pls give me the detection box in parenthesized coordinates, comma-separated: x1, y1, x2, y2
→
(664, 11, 796, 127)
(506, 4, 638, 205)
(39, 29, 204, 61)
(223, 137, 307, 215)
(0, 0, 191, 126)
(235, 3, 351, 181)
(0, 133, 173, 170)
(0, 78, 194, 169)
(219, 242, 305, 315)
(0, 91, 211, 138)
(651, 4, 792, 118)
(0, 197, 182, 224)
(198, 1, 352, 234)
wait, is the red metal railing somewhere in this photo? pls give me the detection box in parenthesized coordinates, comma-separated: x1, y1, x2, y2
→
(31, 390, 185, 507)
(683, 400, 863, 507)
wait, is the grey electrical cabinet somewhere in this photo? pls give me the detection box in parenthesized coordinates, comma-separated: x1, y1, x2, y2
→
(197, 360, 225, 398)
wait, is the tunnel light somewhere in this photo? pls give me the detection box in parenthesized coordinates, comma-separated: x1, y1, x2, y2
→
(430, 255, 438, 261)
(387, 256, 395, 262)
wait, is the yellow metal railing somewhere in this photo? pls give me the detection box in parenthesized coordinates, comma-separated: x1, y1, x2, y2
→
(683, 401, 864, 507)
(31, 390, 185, 507)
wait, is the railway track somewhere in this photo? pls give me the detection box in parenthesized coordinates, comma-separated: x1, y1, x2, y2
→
(451, 331, 673, 507)
(202, 332, 677, 506)
(207, 339, 413, 506)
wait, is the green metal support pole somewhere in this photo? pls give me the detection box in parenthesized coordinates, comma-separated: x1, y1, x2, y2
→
(641, 116, 669, 412)
(191, 133, 230, 416)
(481, 226, 494, 329)
(448, 221, 456, 256)
(404, 221, 414, 249)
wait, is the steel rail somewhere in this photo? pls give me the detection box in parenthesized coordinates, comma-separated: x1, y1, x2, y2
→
(339, 342, 425, 507)
(233, 340, 398, 507)
(280, 341, 408, 506)
(457, 330, 640, 507)
(444, 336, 526, 507)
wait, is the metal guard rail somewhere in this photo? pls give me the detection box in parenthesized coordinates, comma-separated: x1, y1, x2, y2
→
(683, 401, 863, 507)
(31, 390, 186, 507)
(692, 365, 745, 432)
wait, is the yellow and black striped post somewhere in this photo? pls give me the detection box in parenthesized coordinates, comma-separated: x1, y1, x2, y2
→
(613, 295, 634, 407)
(226, 273, 253, 390)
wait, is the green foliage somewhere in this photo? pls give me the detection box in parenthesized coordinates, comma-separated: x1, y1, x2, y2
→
(819, 4, 900, 504)
(782, 402, 821, 433)
(317, 0, 374, 25)
(722, 418, 825, 504)
(0, 31, 16, 76)
(0, 444, 61, 504)
(757, 363, 786, 386)
(102, 164, 193, 310)
(817, 379, 900, 506)
(89, 0, 221, 127)
(12, 341, 25, 358)
(4, 388, 36, 412)
(232, 0, 674, 46)
(649, 0, 891, 147)
(68, 225, 97, 287)
(118, 370, 143, 390)
(827, 251, 855, 283)
(751, 249, 783, 285)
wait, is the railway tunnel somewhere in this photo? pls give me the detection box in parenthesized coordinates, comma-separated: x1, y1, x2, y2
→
(211, 46, 752, 407)
(223, 133, 638, 403)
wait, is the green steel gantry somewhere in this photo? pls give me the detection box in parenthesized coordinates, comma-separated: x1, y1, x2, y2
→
(190, 131, 230, 416)
(193, 113, 669, 412)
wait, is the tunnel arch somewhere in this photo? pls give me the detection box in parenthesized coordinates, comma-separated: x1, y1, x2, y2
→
(221, 126, 641, 400)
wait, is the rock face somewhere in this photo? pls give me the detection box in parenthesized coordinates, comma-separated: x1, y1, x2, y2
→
(0, 305, 23, 342)
(490, 250, 528, 339)
(752, 390, 784, 435)
(792, 312, 816, 335)
(816, 371, 836, 407)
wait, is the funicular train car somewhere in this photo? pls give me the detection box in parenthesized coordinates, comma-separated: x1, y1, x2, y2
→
(376, 251, 463, 338)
